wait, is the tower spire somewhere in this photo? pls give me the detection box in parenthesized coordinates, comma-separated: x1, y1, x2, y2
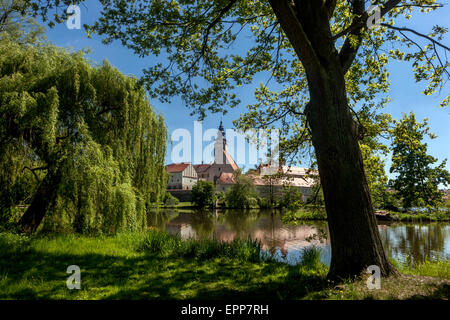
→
(218, 120, 225, 139)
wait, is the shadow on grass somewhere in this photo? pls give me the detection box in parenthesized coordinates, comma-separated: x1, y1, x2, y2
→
(2, 236, 447, 300)
(0, 243, 329, 300)
(409, 283, 450, 300)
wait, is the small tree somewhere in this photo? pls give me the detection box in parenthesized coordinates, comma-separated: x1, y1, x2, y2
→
(389, 112, 450, 208)
(225, 170, 257, 208)
(191, 180, 216, 208)
(280, 187, 304, 210)
(163, 192, 180, 206)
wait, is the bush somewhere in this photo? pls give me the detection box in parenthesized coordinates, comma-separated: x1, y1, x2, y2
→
(191, 181, 216, 208)
(280, 187, 304, 210)
(225, 172, 256, 208)
(258, 197, 274, 209)
(247, 197, 259, 209)
(163, 192, 180, 206)
(216, 191, 226, 207)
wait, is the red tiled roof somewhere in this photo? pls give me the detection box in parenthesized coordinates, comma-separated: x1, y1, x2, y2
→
(217, 172, 235, 184)
(224, 149, 238, 171)
(166, 163, 190, 173)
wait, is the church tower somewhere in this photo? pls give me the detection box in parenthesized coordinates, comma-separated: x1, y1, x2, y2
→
(214, 121, 227, 164)
(208, 121, 238, 184)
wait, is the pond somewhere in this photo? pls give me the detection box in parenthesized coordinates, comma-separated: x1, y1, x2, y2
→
(147, 209, 450, 265)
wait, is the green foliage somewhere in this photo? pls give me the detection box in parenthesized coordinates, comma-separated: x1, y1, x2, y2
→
(163, 192, 180, 207)
(395, 258, 450, 279)
(31, 0, 446, 166)
(389, 112, 450, 208)
(216, 191, 226, 207)
(307, 183, 325, 206)
(0, 0, 46, 44)
(280, 187, 304, 210)
(225, 170, 257, 208)
(299, 246, 322, 270)
(191, 180, 216, 208)
(0, 33, 167, 233)
(390, 210, 449, 222)
(139, 230, 265, 263)
(445, 198, 450, 208)
(282, 209, 327, 222)
(257, 197, 274, 209)
(0, 231, 448, 300)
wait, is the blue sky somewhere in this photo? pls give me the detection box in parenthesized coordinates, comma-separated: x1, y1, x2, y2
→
(38, 1, 450, 179)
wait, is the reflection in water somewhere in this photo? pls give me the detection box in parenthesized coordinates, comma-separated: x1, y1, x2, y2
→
(148, 209, 450, 265)
(379, 223, 450, 264)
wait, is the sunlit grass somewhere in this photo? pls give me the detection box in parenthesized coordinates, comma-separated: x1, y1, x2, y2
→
(282, 209, 327, 222)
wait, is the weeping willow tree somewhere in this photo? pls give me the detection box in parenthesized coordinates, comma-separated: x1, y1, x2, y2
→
(0, 34, 167, 234)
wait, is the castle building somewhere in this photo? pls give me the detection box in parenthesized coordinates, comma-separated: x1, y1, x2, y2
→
(166, 122, 238, 195)
(205, 121, 238, 184)
(165, 122, 317, 202)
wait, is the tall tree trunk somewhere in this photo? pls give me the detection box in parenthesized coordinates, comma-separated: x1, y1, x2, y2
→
(305, 67, 398, 280)
(19, 167, 61, 233)
(269, 0, 399, 280)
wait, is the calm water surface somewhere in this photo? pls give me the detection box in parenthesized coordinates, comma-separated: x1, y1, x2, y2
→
(148, 209, 450, 265)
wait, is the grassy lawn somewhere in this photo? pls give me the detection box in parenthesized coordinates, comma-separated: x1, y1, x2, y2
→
(0, 231, 448, 300)
(282, 207, 450, 222)
(282, 208, 327, 222)
(389, 211, 450, 222)
(158, 202, 197, 209)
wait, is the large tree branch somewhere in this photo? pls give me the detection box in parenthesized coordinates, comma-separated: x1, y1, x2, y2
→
(325, 0, 337, 18)
(380, 23, 450, 52)
(268, 0, 321, 77)
(200, 0, 237, 59)
(385, 24, 450, 80)
(334, 0, 403, 41)
(338, 0, 365, 74)
(338, 0, 403, 74)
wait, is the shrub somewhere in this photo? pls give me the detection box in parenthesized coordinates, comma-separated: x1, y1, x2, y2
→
(225, 172, 256, 208)
(216, 191, 226, 207)
(163, 192, 180, 206)
(280, 187, 304, 209)
(247, 197, 259, 209)
(191, 181, 216, 208)
(258, 197, 274, 209)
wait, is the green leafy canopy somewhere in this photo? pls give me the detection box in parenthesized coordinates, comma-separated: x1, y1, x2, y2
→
(23, 0, 449, 167)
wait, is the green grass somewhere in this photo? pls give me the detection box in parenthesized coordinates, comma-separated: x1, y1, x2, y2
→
(282, 208, 450, 222)
(389, 211, 450, 222)
(138, 230, 267, 262)
(393, 258, 450, 278)
(158, 202, 197, 209)
(282, 208, 327, 222)
(0, 231, 448, 300)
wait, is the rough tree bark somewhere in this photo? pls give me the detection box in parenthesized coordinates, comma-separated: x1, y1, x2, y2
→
(19, 167, 61, 233)
(269, 0, 399, 279)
